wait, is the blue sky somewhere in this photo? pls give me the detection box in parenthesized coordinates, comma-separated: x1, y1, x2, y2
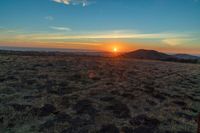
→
(0, 0, 200, 53)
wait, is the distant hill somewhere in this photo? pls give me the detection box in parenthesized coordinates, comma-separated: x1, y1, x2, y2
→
(121, 49, 172, 60)
(173, 54, 200, 60)
(121, 49, 200, 64)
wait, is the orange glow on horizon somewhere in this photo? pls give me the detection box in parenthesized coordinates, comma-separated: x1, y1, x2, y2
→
(0, 41, 199, 55)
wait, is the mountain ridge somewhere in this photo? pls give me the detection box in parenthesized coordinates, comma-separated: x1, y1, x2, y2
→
(173, 54, 200, 60)
(121, 49, 200, 63)
(121, 49, 172, 60)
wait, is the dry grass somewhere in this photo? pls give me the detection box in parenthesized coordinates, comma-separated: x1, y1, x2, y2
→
(0, 54, 200, 133)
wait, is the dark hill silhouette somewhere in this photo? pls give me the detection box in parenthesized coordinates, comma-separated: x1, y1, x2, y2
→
(121, 49, 199, 64)
(121, 49, 172, 60)
(173, 54, 200, 60)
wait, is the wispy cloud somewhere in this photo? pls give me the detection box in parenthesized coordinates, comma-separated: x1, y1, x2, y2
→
(25, 32, 189, 40)
(0, 28, 194, 47)
(162, 38, 193, 46)
(45, 16, 54, 21)
(52, 0, 92, 7)
(50, 26, 71, 31)
(53, 0, 70, 5)
(0, 27, 17, 33)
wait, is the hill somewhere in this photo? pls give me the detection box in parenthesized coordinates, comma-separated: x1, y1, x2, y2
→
(121, 49, 200, 64)
(173, 54, 200, 60)
(121, 49, 172, 60)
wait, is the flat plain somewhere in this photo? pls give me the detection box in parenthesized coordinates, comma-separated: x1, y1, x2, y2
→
(0, 53, 200, 133)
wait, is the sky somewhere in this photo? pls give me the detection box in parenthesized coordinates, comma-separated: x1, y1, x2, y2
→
(0, 0, 200, 54)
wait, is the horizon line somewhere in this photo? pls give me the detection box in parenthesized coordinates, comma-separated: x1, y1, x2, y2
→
(0, 45, 199, 56)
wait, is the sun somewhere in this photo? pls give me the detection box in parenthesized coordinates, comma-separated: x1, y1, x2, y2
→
(113, 47, 118, 52)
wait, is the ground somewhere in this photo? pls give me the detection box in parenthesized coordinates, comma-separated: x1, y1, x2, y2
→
(0, 54, 200, 133)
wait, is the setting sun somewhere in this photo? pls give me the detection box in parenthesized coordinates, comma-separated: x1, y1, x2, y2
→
(113, 47, 118, 52)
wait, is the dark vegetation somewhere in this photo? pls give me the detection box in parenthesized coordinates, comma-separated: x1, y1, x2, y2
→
(162, 58, 199, 64)
(0, 50, 200, 133)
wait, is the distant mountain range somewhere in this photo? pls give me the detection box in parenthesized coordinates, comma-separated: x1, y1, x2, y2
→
(173, 54, 200, 60)
(121, 49, 200, 63)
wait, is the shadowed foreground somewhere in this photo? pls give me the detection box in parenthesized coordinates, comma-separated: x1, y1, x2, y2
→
(0, 54, 200, 133)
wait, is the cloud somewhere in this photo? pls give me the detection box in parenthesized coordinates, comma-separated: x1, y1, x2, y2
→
(50, 26, 71, 31)
(0, 27, 17, 33)
(52, 0, 91, 7)
(10, 32, 189, 41)
(53, 0, 70, 5)
(45, 16, 54, 21)
(162, 38, 191, 46)
(1, 29, 193, 47)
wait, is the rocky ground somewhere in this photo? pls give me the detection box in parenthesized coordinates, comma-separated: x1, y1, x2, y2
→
(0, 54, 200, 133)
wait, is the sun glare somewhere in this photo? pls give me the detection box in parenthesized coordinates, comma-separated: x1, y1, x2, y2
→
(113, 47, 118, 52)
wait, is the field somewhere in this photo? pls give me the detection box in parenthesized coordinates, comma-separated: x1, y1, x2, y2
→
(0, 53, 200, 133)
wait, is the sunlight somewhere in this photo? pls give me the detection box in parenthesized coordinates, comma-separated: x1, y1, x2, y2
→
(113, 47, 118, 52)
